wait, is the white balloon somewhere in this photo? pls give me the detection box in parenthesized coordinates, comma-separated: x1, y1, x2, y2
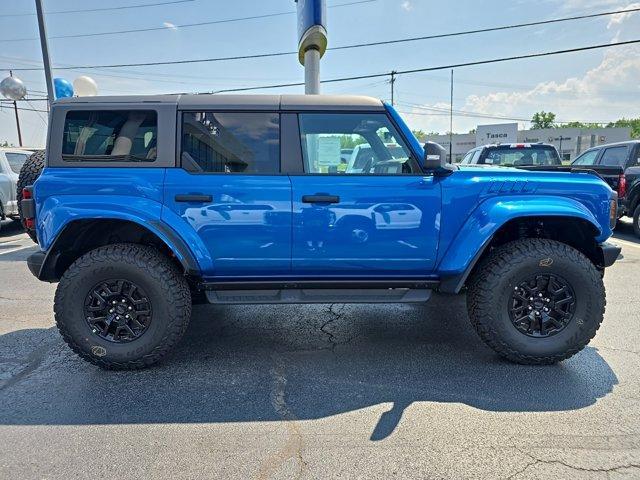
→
(73, 76, 98, 97)
(0, 76, 27, 100)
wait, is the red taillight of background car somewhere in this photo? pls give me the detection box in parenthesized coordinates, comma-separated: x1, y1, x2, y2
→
(617, 174, 627, 198)
(25, 218, 35, 229)
(22, 187, 32, 200)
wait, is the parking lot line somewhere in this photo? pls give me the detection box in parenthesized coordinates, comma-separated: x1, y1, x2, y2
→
(615, 239, 640, 250)
(0, 245, 33, 256)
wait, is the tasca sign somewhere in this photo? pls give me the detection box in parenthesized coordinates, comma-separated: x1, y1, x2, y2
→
(476, 123, 518, 146)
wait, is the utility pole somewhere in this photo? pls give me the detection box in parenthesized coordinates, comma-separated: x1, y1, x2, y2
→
(390, 71, 396, 106)
(449, 69, 454, 162)
(9, 71, 23, 147)
(296, 0, 327, 95)
(35, 0, 54, 104)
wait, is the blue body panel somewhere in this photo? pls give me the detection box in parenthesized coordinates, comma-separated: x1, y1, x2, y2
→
(289, 174, 440, 277)
(32, 106, 616, 285)
(163, 169, 292, 277)
(34, 168, 198, 271)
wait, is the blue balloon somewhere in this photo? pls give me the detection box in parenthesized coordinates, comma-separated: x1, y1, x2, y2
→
(54, 78, 74, 99)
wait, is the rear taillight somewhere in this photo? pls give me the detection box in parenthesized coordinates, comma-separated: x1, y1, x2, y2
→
(25, 218, 35, 229)
(22, 187, 32, 200)
(610, 198, 618, 229)
(618, 174, 627, 198)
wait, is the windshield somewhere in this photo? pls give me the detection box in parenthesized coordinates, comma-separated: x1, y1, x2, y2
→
(479, 146, 561, 166)
(5, 152, 31, 174)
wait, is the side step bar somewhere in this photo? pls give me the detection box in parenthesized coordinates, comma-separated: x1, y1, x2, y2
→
(200, 279, 439, 305)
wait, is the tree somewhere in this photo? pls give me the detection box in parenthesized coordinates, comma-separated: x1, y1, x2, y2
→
(0, 140, 12, 147)
(606, 118, 640, 139)
(468, 128, 477, 134)
(531, 111, 557, 129)
(411, 129, 426, 141)
(561, 121, 604, 129)
(339, 135, 368, 149)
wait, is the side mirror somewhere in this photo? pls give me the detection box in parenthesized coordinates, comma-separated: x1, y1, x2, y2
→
(423, 141, 447, 170)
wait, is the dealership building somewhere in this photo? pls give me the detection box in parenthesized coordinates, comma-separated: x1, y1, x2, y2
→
(425, 123, 632, 163)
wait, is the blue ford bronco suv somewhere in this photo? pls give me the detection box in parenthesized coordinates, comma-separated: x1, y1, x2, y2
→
(22, 94, 620, 369)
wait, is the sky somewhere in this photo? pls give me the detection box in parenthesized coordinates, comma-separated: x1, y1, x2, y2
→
(0, 0, 639, 147)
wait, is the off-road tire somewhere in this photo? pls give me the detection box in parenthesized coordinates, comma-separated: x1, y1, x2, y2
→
(54, 243, 192, 370)
(17, 149, 45, 243)
(633, 204, 640, 239)
(467, 238, 605, 365)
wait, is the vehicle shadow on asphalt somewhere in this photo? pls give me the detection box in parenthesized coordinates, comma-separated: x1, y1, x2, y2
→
(0, 294, 618, 441)
(613, 218, 639, 245)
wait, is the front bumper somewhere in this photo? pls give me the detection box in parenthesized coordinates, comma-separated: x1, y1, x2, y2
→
(598, 241, 621, 268)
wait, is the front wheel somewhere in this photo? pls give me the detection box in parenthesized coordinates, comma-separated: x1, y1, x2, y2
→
(54, 244, 192, 369)
(467, 239, 605, 364)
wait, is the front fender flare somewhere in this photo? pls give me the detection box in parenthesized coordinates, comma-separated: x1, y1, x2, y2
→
(437, 195, 602, 293)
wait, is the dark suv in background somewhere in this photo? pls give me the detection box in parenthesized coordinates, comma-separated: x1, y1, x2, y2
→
(572, 140, 640, 237)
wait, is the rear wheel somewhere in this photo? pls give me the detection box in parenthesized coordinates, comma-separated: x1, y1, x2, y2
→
(54, 244, 192, 369)
(467, 239, 605, 364)
(17, 150, 45, 243)
(633, 205, 640, 239)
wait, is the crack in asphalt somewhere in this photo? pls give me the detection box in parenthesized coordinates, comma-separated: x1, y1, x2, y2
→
(507, 447, 640, 479)
(256, 352, 309, 480)
(0, 339, 57, 392)
(319, 304, 360, 352)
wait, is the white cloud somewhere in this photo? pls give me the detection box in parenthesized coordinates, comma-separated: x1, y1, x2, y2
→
(607, 2, 640, 27)
(163, 22, 178, 30)
(401, 1, 413, 12)
(404, 2, 640, 134)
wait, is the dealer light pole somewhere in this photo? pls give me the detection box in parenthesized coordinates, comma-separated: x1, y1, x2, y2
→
(35, 0, 55, 105)
(296, 0, 327, 94)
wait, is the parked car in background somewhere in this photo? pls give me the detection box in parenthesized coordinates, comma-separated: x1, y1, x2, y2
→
(460, 143, 562, 167)
(0, 147, 33, 232)
(572, 140, 640, 237)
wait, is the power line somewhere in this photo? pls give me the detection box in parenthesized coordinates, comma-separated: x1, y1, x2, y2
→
(329, 6, 640, 52)
(3, 5, 638, 70)
(207, 39, 640, 94)
(0, 0, 376, 42)
(0, 0, 195, 18)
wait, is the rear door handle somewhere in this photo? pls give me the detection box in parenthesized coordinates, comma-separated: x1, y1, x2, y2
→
(302, 195, 340, 204)
(175, 194, 212, 203)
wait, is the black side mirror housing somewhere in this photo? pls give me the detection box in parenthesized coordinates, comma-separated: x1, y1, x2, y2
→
(423, 141, 455, 175)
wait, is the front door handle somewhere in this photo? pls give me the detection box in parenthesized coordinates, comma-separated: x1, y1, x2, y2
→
(302, 195, 340, 204)
(175, 194, 212, 203)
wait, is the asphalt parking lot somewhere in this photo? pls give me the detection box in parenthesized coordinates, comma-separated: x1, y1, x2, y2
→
(1, 219, 639, 479)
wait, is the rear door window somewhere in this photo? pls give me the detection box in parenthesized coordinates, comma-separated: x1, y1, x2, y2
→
(62, 110, 158, 162)
(599, 146, 629, 167)
(573, 149, 599, 166)
(181, 112, 280, 173)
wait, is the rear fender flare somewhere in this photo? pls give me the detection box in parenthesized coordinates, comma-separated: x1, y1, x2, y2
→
(38, 195, 211, 276)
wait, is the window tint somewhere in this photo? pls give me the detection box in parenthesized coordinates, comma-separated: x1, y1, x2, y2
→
(62, 110, 157, 161)
(480, 146, 561, 166)
(181, 112, 279, 173)
(4, 152, 29, 174)
(298, 113, 418, 175)
(572, 149, 599, 166)
(599, 146, 628, 167)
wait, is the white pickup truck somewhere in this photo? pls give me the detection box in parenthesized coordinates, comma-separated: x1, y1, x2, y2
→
(0, 148, 33, 233)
